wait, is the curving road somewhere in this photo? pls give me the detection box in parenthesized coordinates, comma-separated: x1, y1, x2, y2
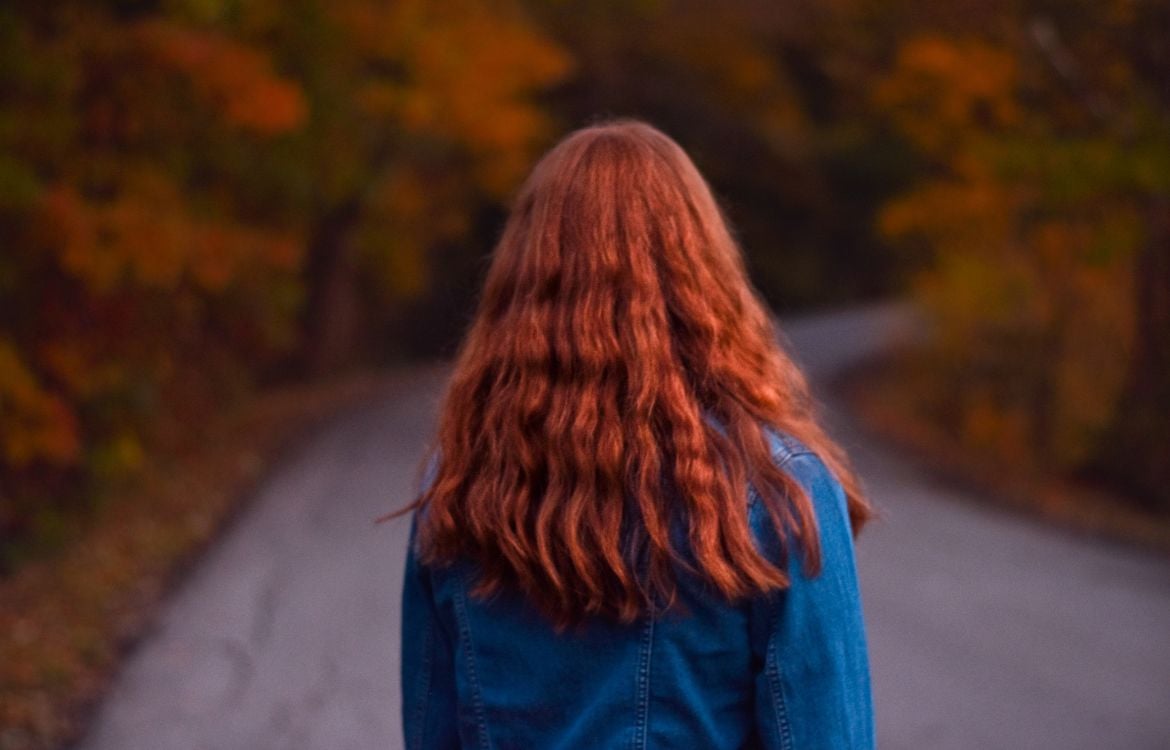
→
(77, 305, 1170, 750)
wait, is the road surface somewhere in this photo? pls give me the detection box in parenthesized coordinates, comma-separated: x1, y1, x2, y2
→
(77, 305, 1170, 749)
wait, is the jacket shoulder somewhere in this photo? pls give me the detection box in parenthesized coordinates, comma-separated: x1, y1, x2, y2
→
(760, 424, 814, 468)
(748, 426, 849, 564)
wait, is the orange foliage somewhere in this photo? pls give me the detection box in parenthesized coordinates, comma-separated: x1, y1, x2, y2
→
(873, 12, 1164, 475)
(40, 173, 302, 295)
(873, 35, 1018, 155)
(135, 20, 307, 135)
(332, 0, 573, 197)
(0, 340, 81, 469)
(1, 0, 570, 505)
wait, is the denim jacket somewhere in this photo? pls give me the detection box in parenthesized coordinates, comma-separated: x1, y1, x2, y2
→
(400, 428, 875, 749)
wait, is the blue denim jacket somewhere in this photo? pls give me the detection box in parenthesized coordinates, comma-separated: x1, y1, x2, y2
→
(400, 428, 875, 749)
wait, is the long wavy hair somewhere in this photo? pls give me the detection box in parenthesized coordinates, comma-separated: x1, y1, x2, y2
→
(384, 117, 872, 628)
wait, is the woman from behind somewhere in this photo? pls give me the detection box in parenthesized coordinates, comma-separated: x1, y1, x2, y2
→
(387, 117, 876, 749)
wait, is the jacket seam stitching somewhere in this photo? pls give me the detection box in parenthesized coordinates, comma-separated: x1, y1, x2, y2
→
(409, 615, 434, 750)
(769, 448, 805, 750)
(749, 450, 815, 514)
(453, 575, 492, 750)
(634, 616, 654, 750)
(775, 449, 814, 470)
(766, 601, 795, 750)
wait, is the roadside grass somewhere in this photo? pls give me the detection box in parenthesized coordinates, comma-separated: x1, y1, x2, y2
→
(839, 358, 1170, 557)
(0, 371, 393, 750)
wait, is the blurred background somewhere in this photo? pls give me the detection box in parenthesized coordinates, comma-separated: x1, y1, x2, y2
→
(1, 1, 1167, 749)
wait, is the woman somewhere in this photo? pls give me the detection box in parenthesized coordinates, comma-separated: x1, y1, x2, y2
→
(387, 117, 876, 749)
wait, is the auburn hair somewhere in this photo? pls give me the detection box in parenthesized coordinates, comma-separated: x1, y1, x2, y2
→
(384, 117, 872, 628)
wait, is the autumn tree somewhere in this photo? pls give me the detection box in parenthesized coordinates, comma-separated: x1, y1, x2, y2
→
(1, 1, 310, 557)
(0, 0, 571, 560)
(245, 0, 571, 373)
(867, 0, 1170, 508)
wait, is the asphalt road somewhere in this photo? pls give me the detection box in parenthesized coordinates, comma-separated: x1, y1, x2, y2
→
(77, 305, 1170, 750)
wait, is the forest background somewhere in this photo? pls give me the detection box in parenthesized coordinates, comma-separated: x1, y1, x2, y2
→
(3, 0, 1167, 744)
(1, 3, 1168, 741)
(4, 0, 1168, 561)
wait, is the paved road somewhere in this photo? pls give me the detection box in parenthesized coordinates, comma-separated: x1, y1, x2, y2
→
(78, 305, 1170, 750)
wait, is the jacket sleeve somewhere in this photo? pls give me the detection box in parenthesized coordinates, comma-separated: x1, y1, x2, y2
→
(748, 451, 876, 750)
(400, 512, 459, 750)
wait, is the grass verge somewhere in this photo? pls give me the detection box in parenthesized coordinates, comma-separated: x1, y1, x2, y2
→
(0, 371, 394, 750)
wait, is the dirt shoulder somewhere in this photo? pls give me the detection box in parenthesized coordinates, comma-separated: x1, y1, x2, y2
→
(835, 359, 1170, 558)
(0, 370, 397, 750)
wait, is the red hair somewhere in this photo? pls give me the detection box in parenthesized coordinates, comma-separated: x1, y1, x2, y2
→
(384, 117, 872, 628)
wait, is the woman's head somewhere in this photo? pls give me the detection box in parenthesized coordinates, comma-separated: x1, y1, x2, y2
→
(399, 117, 872, 627)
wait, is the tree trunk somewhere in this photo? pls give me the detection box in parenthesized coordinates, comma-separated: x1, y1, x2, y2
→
(1095, 198, 1170, 511)
(300, 196, 364, 377)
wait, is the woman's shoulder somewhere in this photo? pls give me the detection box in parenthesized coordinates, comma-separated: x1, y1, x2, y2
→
(755, 423, 841, 505)
(749, 425, 851, 561)
(700, 410, 814, 467)
(759, 423, 815, 468)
